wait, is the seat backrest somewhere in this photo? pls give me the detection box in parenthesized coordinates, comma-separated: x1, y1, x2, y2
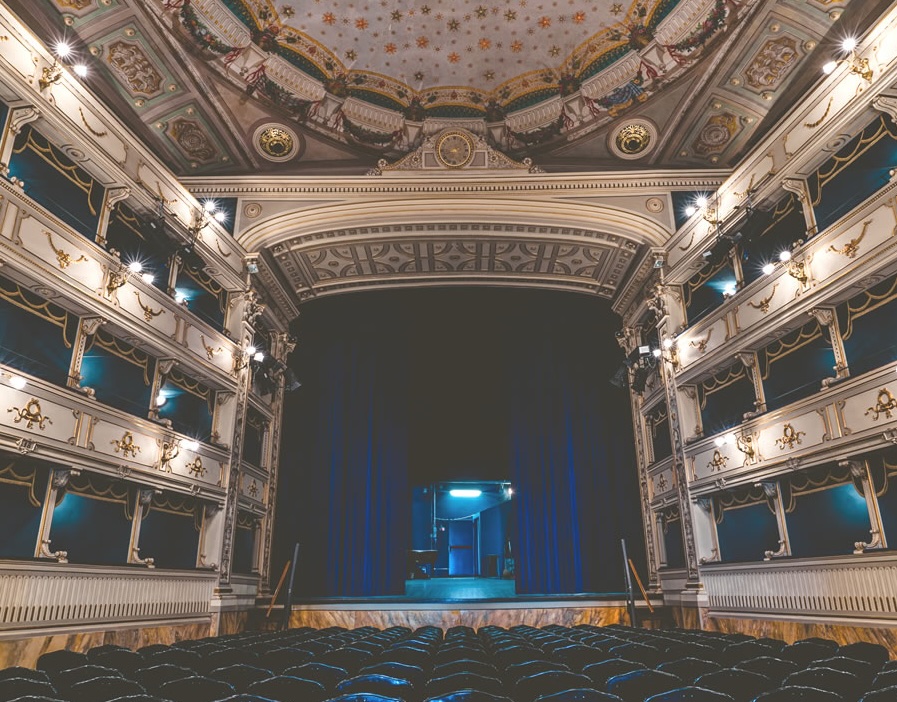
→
(784, 666, 864, 699)
(657, 659, 721, 684)
(208, 663, 274, 691)
(582, 659, 647, 689)
(505, 660, 571, 683)
(336, 672, 415, 698)
(422, 690, 514, 702)
(753, 685, 844, 701)
(66, 675, 145, 702)
(360, 660, 425, 686)
(514, 670, 600, 702)
(0, 676, 57, 701)
(426, 671, 503, 697)
(607, 644, 664, 667)
(157, 674, 235, 702)
(640, 687, 734, 702)
(732, 657, 797, 684)
(282, 662, 349, 691)
(133, 663, 196, 690)
(694, 668, 773, 702)
(245, 674, 328, 702)
(53, 664, 122, 689)
(779, 643, 835, 667)
(839, 643, 890, 669)
(432, 659, 499, 680)
(36, 650, 90, 675)
(861, 685, 897, 701)
(262, 647, 313, 673)
(604, 669, 683, 702)
(90, 649, 143, 675)
(0, 667, 48, 683)
(531, 688, 623, 702)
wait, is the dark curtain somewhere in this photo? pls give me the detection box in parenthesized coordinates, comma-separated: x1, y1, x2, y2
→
(507, 301, 642, 595)
(281, 297, 410, 597)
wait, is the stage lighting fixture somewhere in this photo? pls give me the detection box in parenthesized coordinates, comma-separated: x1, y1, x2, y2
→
(449, 489, 482, 498)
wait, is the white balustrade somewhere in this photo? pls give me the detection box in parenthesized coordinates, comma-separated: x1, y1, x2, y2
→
(702, 554, 897, 618)
(0, 561, 217, 630)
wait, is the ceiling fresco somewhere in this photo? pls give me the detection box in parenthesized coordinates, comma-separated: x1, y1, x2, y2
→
(9, 0, 869, 173)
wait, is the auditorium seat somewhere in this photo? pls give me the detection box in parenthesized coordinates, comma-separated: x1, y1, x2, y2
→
(422, 691, 512, 702)
(815, 657, 877, 682)
(245, 674, 328, 701)
(840, 644, 891, 669)
(663, 645, 721, 665)
(144, 648, 203, 671)
(336, 672, 417, 699)
(320, 694, 404, 702)
(513, 670, 597, 702)
(552, 646, 610, 672)
(0, 667, 48, 683)
(283, 662, 350, 691)
(202, 649, 261, 674)
(871, 670, 897, 691)
(582, 659, 648, 690)
(208, 663, 275, 691)
(90, 649, 143, 675)
(860, 686, 897, 701)
(52, 664, 123, 689)
(36, 650, 89, 675)
(0, 676, 57, 701)
(693, 668, 773, 702)
(719, 642, 776, 666)
(133, 664, 196, 691)
(778, 642, 834, 666)
(603, 669, 682, 702)
(752, 686, 844, 701)
(362, 661, 426, 687)
(263, 648, 313, 673)
(505, 660, 571, 683)
(104, 696, 169, 702)
(731, 657, 798, 684)
(532, 689, 623, 701)
(785, 666, 866, 700)
(425, 671, 504, 697)
(431, 660, 499, 680)
(66, 675, 146, 702)
(607, 644, 665, 667)
(643, 687, 734, 701)
(156, 674, 236, 702)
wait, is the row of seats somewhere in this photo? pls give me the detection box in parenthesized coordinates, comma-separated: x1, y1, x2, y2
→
(0, 624, 892, 702)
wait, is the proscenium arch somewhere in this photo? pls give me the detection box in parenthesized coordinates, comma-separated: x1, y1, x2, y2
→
(238, 199, 672, 253)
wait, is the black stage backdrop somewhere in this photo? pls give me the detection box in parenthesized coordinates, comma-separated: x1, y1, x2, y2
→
(274, 288, 645, 597)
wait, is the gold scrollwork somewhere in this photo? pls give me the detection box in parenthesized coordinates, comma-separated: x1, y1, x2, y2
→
(45, 231, 87, 270)
(747, 284, 777, 313)
(707, 450, 728, 472)
(78, 107, 108, 138)
(186, 457, 206, 478)
(656, 473, 668, 492)
(111, 430, 140, 458)
(248, 479, 259, 497)
(804, 97, 833, 129)
(689, 328, 714, 353)
(215, 238, 232, 259)
(133, 291, 164, 322)
(8, 398, 52, 430)
(775, 423, 806, 450)
(828, 219, 870, 259)
(735, 433, 756, 461)
(866, 388, 897, 421)
(200, 334, 223, 361)
(158, 439, 179, 473)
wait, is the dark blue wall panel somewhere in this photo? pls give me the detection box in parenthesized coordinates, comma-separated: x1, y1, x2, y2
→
(717, 502, 779, 563)
(662, 517, 685, 569)
(51, 492, 131, 565)
(787, 483, 871, 558)
(0, 481, 42, 559)
(139, 508, 199, 569)
(233, 524, 255, 574)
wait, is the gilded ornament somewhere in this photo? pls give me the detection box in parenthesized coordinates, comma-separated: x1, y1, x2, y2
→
(45, 231, 88, 270)
(158, 439, 179, 473)
(866, 388, 897, 421)
(615, 124, 651, 155)
(134, 291, 164, 322)
(828, 220, 870, 259)
(656, 473, 668, 492)
(747, 284, 777, 313)
(775, 423, 805, 450)
(200, 334, 223, 360)
(111, 430, 140, 458)
(689, 328, 714, 353)
(707, 450, 728, 472)
(8, 398, 52, 430)
(186, 457, 206, 478)
(258, 126, 295, 159)
(248, 479, 259, 497)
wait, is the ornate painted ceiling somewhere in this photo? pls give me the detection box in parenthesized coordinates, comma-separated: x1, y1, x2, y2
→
(7, 0, 872, 175)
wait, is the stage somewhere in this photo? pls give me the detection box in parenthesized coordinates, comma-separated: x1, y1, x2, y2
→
(404, 577, 516, 600)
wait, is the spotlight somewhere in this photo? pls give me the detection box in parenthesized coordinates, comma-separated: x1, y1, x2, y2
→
(127, 261, 143, 273)
(155, 393, 167, 407)
(652, 348, 662, 358)
(246, 261, 260, 275)
(449, 489, 482, 498)
(247, 345, 257, 356)
(662, 337, 674, 350)
(9, 375, 27, 390)
(695, 196, 708, 209)
(822, 60, 839, 75)
(684, 205, 697, 217)
(842, 37, 858, 52)
(214, 211, 227, 223)
(73, 64, 88, 78)
(203, 200, 216, 212)
(174, 291, 188, 304)
(253, 351, 265, 362)
(54, 41, 72, 58)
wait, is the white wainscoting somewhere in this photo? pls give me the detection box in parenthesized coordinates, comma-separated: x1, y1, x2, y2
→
(702, 554, 897, 619)
(0, 561, 217, 630)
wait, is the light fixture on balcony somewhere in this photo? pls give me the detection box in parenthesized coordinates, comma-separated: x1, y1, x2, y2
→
(822, 37, 872, 82)
(233, 344, 264, 372)
(39, 41, 89, 90)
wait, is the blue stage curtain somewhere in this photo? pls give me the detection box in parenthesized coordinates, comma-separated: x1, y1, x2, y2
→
(283, 297, 410, 597)
(507, 310, 642, 595)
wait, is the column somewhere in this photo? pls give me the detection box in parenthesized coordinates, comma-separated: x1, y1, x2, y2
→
(127, 488, 157, 566)
(762, 481, 791, 560)
(34, 467, 78, 562)
(843, 459, 888, 553)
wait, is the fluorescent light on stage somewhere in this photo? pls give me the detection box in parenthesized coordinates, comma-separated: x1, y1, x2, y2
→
(449, 489, 482, 498)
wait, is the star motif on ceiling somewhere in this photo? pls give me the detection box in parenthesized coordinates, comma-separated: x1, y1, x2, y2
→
(281, 5, 295, 19)
(448, 19, 460, 30)
(390, 10, 402, 21)
(417, 36, 429, 48)
(323, 12, 336, 24)
(345, 49, 357, 60)
(479, 37, 491, 49)
(505, 9, 517, 21)
(484, 70, 495, 80)
(475, 6, 488, 18)
(549, 45, 560, 56)
(511, 39, 523, 51)
(385, 42, 396, 53)
(421, 5, 431, 14)
(355, 17, 368, 29)
(573, 11, 585, 23)
(413, 71, 424, 80)
(611, 3, 623, 15)
(538, 16, 551, 28)
(448, 52, 460, 63)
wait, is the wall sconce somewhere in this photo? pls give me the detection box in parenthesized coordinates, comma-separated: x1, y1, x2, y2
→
(778, 250, 809, 286)
(233, 345, 265, 372)
(823, 38, 872, 82)
(186, 201, 228, 242)
(105, 260, 145, 297)
(651, 336, 680, 371)
(38, 41, 89, 90)
(684, 196, 719, 226)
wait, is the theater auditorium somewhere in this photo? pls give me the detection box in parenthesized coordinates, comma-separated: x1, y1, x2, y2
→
(0, 0, 896, 699)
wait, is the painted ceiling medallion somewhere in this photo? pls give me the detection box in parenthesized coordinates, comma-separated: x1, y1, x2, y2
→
(610, 119, 657, 160)
(253, 123, 300, 162)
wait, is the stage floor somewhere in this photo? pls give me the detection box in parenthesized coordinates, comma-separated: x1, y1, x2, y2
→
(404, 577, 515, 600)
